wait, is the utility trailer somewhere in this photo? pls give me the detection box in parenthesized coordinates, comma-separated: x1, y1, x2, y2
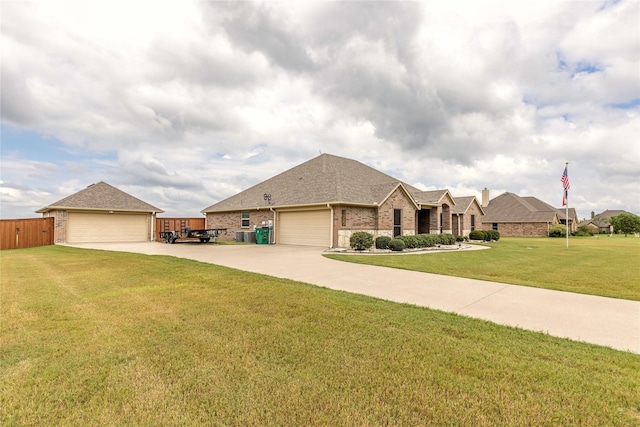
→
(160, 226, 227, 244)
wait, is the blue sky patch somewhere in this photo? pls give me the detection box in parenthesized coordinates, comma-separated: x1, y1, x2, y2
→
(610, 98, 640, 109)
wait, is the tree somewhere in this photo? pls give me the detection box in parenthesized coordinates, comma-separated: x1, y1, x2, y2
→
(609, 213, 640, 236)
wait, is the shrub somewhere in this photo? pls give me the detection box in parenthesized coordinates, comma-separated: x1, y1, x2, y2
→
(350, 231, 374, 250)
(388, 238, 405, 251)
(439, 233, 456, 245)
(375, 236, 391, 249)
(455, 235, 465, 242)
(485, 230, 500, 241)
(548, 224, 567, 238)
(468, 230, 485, 241)
(397, 235, 418, 249)
(573, 225, 594, 237)
(416, 234, 436, 247)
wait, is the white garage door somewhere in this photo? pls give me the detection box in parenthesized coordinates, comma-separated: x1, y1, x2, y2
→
(277, 210, 331, 247)
(68, 212, 148, 243)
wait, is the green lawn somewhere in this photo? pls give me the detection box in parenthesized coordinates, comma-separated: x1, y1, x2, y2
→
(325, 236, 640, 301)
(1, 246, 639, 426)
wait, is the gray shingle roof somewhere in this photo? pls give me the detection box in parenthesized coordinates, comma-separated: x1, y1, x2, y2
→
(203, 154, 442, 212)
(482, 192, 558, 223)
(579, 209, 632, 227)
(451, 196, 483, 214)
(36, 181, 163, 213)
(412, 189, 455, 207)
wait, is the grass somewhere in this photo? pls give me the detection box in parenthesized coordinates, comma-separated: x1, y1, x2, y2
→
(1, 246, 639, 426)
(325, 236, 640, 301)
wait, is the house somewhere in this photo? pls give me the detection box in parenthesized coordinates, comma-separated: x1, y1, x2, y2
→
(579, 210, 629, 234)
(37, 181, 164, 243)
(202, 154, 468, 248)
(451, 196, 485, 237)
(480, 190, 560, 237)
(557, 207, 578, 233)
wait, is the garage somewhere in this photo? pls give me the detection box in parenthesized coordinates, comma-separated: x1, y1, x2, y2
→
(277, 210, 331, 247)
(68, 212, 148, 243)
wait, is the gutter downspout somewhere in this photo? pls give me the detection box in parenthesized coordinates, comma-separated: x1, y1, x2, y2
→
(151, 212, 156, 241)
(270, 207, 276, 244)
(327, 204, 334, 248)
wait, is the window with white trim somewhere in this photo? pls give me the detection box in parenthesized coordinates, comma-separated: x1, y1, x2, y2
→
(241, 211, 250, 228)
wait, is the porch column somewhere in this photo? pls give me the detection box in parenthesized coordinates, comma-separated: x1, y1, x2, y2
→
(441, 204, 452, 234)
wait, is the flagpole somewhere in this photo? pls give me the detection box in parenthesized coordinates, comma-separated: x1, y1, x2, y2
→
(565, 162, 569, 249)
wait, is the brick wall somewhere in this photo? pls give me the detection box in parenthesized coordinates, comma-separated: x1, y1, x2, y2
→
(333, 205, 378, 247)
(206, 210, 275, 242)
(378, 188, 416, 236)
(43, 210, 68, 243)
(483, 222, 551, 237)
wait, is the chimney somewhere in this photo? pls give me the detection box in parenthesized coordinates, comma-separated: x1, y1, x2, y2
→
(591, 211, 594, 219)
(481, 188, 490, 207)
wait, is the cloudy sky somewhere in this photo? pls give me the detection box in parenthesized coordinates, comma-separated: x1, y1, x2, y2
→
(2, 0, 638, 221)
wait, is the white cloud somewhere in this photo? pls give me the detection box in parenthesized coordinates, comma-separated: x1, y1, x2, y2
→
(1, 0, 638, 220)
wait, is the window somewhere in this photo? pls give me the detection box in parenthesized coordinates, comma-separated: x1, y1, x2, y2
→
(341, 209, 347, 227)
(393, 209, 402, 237)
(492, 223, 498, 230)
(241, 211, 250, 228)
(470, 214, 476, 231)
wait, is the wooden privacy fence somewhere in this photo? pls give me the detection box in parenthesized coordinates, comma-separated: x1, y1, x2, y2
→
(155, 217, 205, 241)
(1, 217, 55, 250)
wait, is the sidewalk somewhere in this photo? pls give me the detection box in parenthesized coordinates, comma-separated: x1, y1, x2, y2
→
(68, 242, 640, 354)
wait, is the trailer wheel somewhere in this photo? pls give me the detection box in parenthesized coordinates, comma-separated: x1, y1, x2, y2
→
(200, 238, 210, 243)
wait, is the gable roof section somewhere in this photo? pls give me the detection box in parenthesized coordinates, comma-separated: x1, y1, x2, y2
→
(482, 192, 558, 223)
(36, 181, 164, 213)
(412, 189, 456, 208)
(556, 207, 577, 222)
(451, 196, 484, 215)
(203, 154, 428, 212)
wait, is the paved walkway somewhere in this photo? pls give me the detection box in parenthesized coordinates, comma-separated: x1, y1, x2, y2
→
(68, 242, 640, 354)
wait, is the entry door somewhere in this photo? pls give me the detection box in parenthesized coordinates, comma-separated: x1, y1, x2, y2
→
(393, 209, 402, 237)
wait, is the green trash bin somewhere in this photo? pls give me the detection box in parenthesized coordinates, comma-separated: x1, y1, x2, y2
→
(256, 227, 270, 244)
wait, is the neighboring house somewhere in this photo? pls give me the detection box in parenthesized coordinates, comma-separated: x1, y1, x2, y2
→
(37, 181, 164, 244)
(556, 207, 578, 233)
(481, 191, 560, 237)
(451, 196, 485, 237)
(202, 154, 468, 248)
(579, 209, 629, 234)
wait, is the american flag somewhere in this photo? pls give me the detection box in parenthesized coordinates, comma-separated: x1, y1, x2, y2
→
(561, 165, 570, 190)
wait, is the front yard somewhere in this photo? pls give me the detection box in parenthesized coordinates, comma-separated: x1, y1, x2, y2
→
(325, 236, 640, 301)
(1, 246, 639, 425)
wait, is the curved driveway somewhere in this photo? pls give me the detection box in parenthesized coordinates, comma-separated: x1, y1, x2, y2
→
(69, 242, 639, 354)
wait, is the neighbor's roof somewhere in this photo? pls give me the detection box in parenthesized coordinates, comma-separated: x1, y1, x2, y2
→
(579, 209, 632, 227)
(451, 196, 484, 215)
(481, 192, 558, 223)
(36, 181, 164, 213)
(203, 153, 445, 213)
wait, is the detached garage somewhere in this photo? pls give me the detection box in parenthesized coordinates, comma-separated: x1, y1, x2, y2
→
(37, 181, 163, 244)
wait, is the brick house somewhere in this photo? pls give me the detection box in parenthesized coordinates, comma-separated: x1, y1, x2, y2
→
(451, 196, 485, 237)
(37, 181, 163, 243)
(579, 209, 630, 234)
(480, 191, 560, 237)
(202, 154, 466, 248)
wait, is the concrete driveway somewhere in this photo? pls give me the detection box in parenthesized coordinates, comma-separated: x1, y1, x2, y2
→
(68, 242, 640, 354)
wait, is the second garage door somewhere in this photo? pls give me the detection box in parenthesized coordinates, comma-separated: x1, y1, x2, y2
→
(68, 212, 148, 243)
(277, 210, 331, 247)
